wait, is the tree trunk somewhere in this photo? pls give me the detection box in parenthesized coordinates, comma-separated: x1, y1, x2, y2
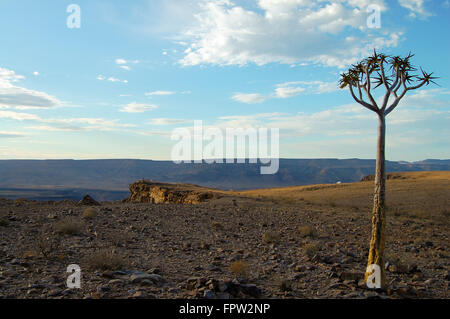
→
(364, 113, 386, 289)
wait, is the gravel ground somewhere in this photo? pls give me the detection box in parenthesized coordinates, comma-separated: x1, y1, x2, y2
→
(0, 196, 448, 299)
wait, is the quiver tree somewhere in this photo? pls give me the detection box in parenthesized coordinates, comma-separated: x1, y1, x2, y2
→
(339, 50, 437, 289)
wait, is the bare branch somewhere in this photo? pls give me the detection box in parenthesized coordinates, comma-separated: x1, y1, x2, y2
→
(407, 80, 428, 91)
(384, 77, 427, 116)
(362, 83, 379, 109)
(356, 81, 363, 101)
(349, 84, 379, 113)
(389, 66, 400, 91)
(379, 60, 390, 91)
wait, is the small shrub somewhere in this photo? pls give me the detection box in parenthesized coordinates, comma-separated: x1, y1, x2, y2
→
(85, 249, 126, 271)
(230, 260, 249, 278)
(303, 243, 319, 258)
(211, 221, 224, 231)
(34, 229, 62, 260)
(82, 208, 98, 219)
(107, 231, 133, 247)
(298, 226, 318, 238)
(54, 217, 83, 235)
(0, 218, 9, 227)
(262, 231, 281, 244)
(279, 279, 293, 292)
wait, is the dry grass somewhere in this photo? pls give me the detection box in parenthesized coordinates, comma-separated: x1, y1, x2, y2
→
(240, 171, 450, 222)
(298, 225, 318, 238)
(85, 249, 126, 271)
(211, 221, 225, 231)
(107, 231, 133, 247)
(54, 217, 83, 235)
(82, 208, 98, 219)
(262, 231, 281, 244)
(303, 243, 319, 258)
(230, 260, 249, 278)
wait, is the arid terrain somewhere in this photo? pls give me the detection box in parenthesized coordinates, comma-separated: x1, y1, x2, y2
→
(0, 171, 448, 299)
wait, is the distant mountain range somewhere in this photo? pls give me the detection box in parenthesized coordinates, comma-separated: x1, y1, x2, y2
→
(0, 159, 448, 201)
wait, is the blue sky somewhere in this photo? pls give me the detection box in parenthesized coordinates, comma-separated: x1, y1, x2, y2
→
(0, 0, 449, 161)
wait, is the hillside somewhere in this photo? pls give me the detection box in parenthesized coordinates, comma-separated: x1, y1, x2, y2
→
(0, 159, 449, 200)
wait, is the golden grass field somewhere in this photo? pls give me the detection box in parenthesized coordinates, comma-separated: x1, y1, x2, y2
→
(237, 171, 450, 221)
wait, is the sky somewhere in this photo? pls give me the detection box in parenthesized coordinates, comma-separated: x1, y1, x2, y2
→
(0, 0, 449, 162)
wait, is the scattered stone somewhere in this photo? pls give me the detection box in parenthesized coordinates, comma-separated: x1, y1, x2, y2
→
(47, 289, 63, 297)
(97, 286, 110, 293)
(108, 279, 124, 285)
(295, 265, 307, 272)
(204, 290, 215, 299)
(239, 284, 262, 298)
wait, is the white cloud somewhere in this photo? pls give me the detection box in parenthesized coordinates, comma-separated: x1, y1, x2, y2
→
(115, 58, 128, 65)
(232, 93, 269, 104)
(149, 118, 190, 125)
(139, 130, 173, 137)
(32, 71, 39, 76)
(0, 130, 25, 138)
(108, 77, 128, 83)
(0, 68, 25, 82)
(178, 0, 397, 68)
(26, 125, 86, 132)
(115, 58, 140, 65)
(233, 80, 339, 103)
(97, 75, 128, 83)
(0, 68, 62, 110)
(275, 86, 306, 99)
(0, 110, 42, 121)
(398, 0, 432, 18)
(0, 110, 134, 131)
(276, 81, 339, 97)
(217, 98, 449, 141)
(145, 90, 176, 96)
(115, 58, 139, 71)
(120, 102, 158, 113)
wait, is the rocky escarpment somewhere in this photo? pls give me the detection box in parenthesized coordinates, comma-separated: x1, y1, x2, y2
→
(125, 180, 218, 204)
(360, 173, 409, 182)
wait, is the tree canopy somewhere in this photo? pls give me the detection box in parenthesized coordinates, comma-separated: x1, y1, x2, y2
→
(339, 50, 438, 116)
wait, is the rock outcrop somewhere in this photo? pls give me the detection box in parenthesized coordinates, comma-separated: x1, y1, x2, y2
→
(125, 180, 218, 204)
(78, 195, 100, 206)
(360, 173, 408, 182)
